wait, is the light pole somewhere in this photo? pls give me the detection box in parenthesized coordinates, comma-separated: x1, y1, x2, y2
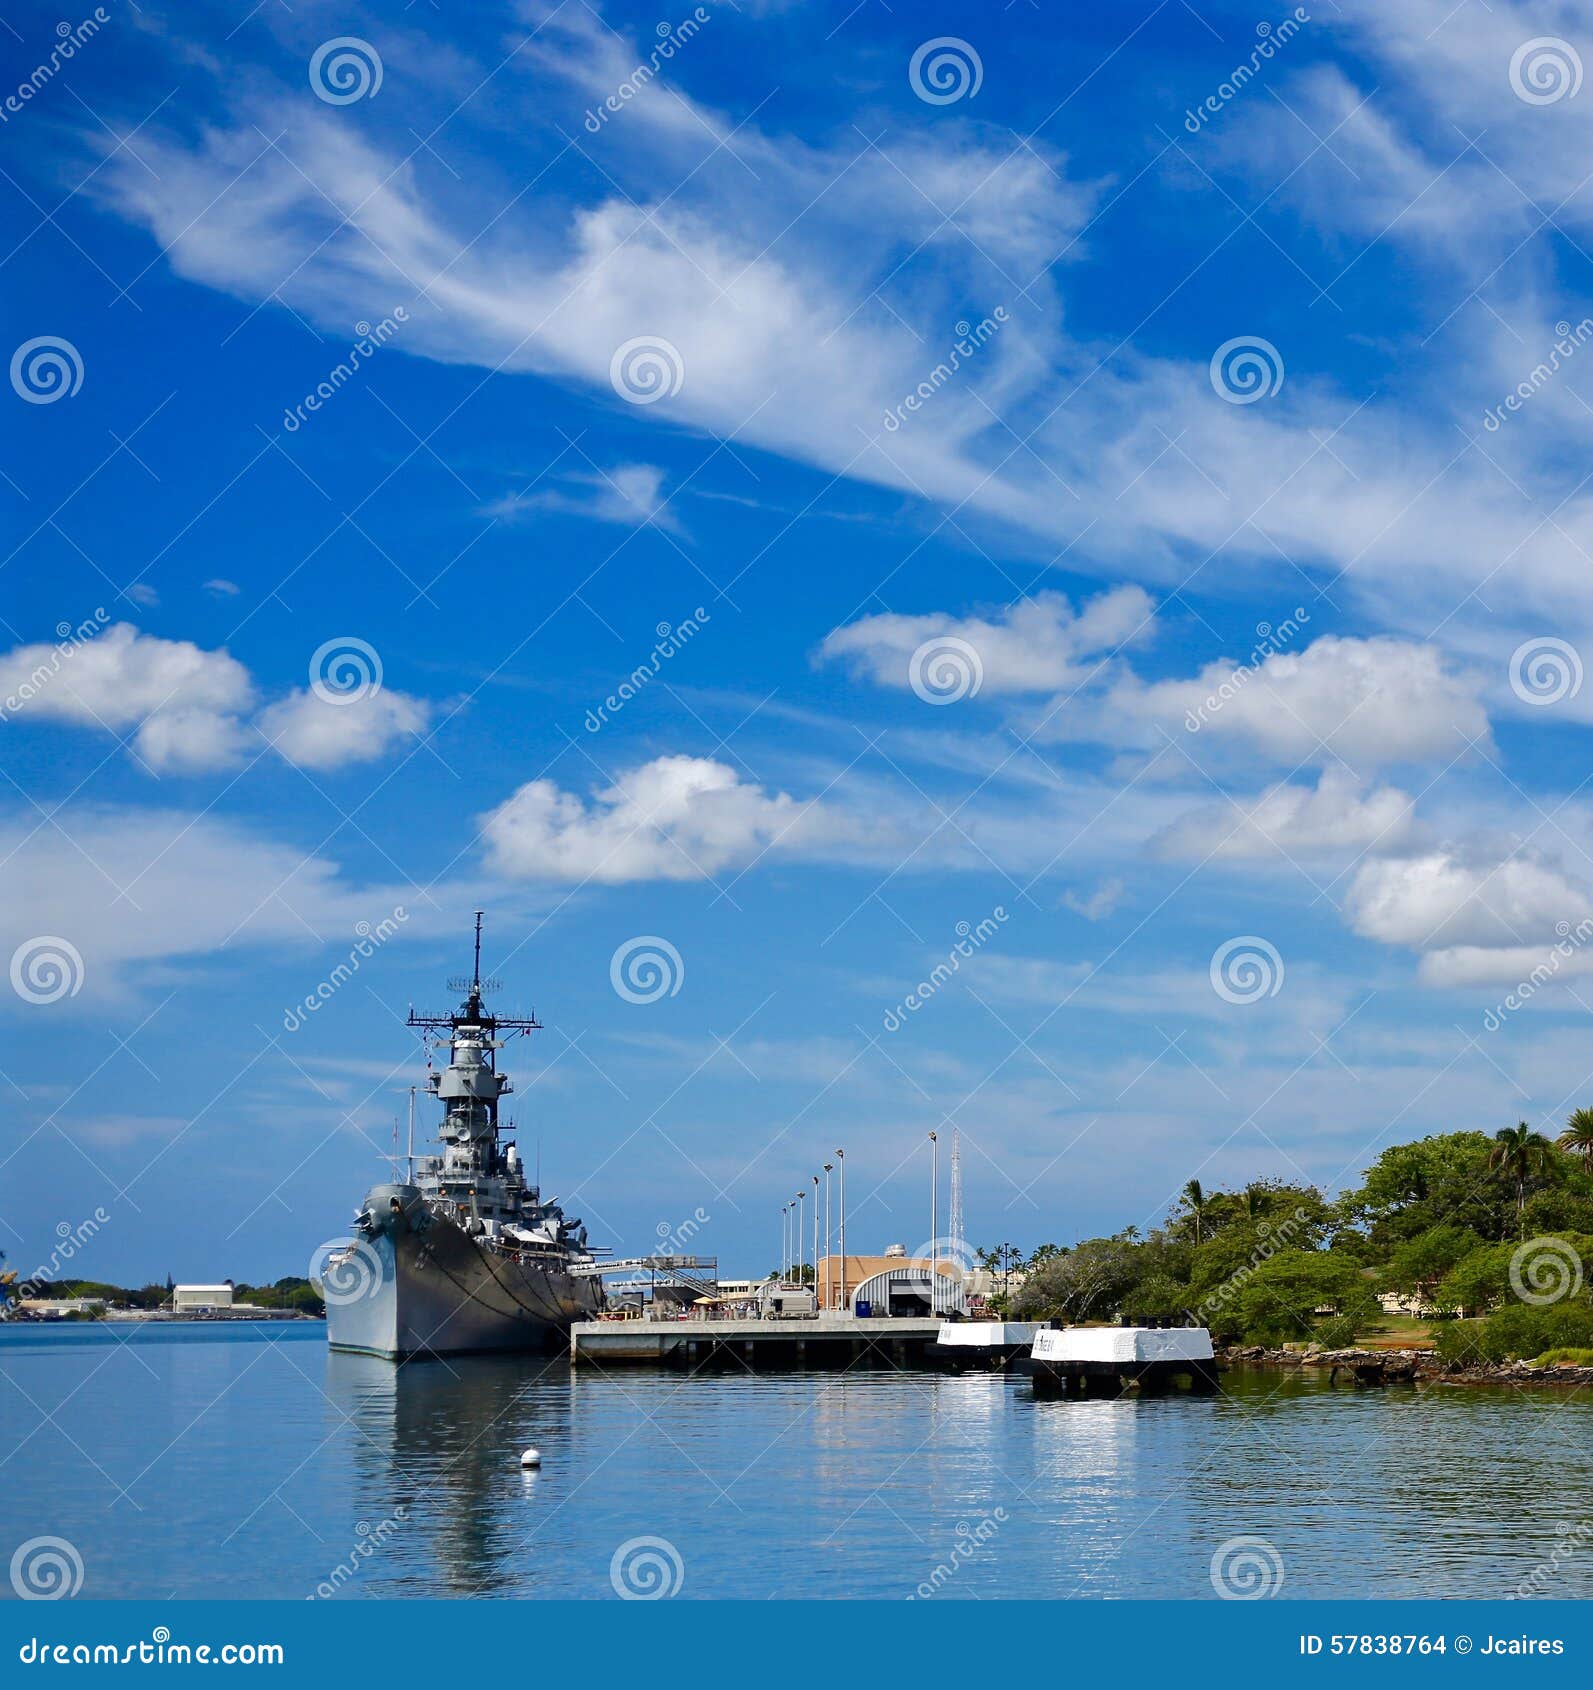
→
(929, 1130, 938, 1316)
(812, 1174, 820, 1299)
(823, 1163, 833, 1307)
(836, 1148, 846, 1313)
(781, 1205, 789, 1282)
(795, 1190, 806, 1285)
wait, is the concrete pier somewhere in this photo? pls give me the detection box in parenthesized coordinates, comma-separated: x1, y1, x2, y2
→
(571, 1315, 942, 1370)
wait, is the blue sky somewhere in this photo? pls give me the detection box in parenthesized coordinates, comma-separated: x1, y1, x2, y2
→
(5, 0, 1593, 1287)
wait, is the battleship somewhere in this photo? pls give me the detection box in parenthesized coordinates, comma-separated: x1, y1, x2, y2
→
(323, 916, 605, 1359)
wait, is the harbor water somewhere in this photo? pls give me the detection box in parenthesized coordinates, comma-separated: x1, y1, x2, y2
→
(2, 1322, 1589, 1601)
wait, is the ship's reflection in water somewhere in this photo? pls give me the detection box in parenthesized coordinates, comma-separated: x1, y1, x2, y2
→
(325, 1349, 578, 1598)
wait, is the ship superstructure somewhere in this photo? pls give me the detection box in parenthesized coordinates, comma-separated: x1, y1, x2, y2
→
(324, 916, 604, 1359)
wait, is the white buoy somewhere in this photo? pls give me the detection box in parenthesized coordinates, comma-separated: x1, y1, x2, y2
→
(520, 1448, 541, 1468)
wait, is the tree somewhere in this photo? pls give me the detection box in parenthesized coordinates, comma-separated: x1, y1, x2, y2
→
(976, 1243, 1026, 1302)
(1340, 1132, 1508, 1245)
(1240, 1185, 1274, 1223)
(1179, 1180, 1209, 1245)
(1385, 1226, 1484, 1306)
(1013, 1237, 1142, 1324)
(1223, 1250, 1380, 1347)
(1489, 1122, 1555, 1234)
(1558, 1107, 1593, 1163)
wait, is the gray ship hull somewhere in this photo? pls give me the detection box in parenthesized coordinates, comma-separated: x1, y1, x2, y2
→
(325, 1188, 602, 1360)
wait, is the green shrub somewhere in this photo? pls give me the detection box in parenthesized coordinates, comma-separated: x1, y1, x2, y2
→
(1531, 1347, 1593, 1366)
(1434, 1299, 1593, 1364)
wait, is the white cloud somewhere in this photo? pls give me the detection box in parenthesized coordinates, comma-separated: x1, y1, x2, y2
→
(1347, 850, 1592, 953)
(482, 754, 830, 883)
(1107, 635, 1491, 771)
(134, 707, 254, 774)
(0, 622, 255, 772)
(822, 586, 1154, 695)
(1061, 877, 1125, 921)
(1153, 769, 1419, 861)
(0, 623, 433, 775)
(489, 463, 679, 530)
(258, 688, 431, 771)
(0, 807, 425, 1005)
(203, 578, 241, 597)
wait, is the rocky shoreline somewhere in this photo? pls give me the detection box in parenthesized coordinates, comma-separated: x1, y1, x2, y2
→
(1219, 1344, 1593, 1388)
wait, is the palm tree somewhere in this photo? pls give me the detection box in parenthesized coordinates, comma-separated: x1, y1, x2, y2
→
(1557, 1107, 1593, 1163)
(1180, 1179, 1209, 1245)
(1489, 1122, 1554, 1234)
(1241, 1185, 1274, 1223)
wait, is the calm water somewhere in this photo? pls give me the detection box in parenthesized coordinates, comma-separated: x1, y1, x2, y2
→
(1, 1322, 1589, 1601)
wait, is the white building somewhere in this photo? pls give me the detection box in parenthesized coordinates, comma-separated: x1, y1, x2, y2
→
(172, 1283, 233, 1312)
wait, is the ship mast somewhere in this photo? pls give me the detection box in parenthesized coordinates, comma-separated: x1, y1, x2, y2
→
(405, 914, 540, 1181)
